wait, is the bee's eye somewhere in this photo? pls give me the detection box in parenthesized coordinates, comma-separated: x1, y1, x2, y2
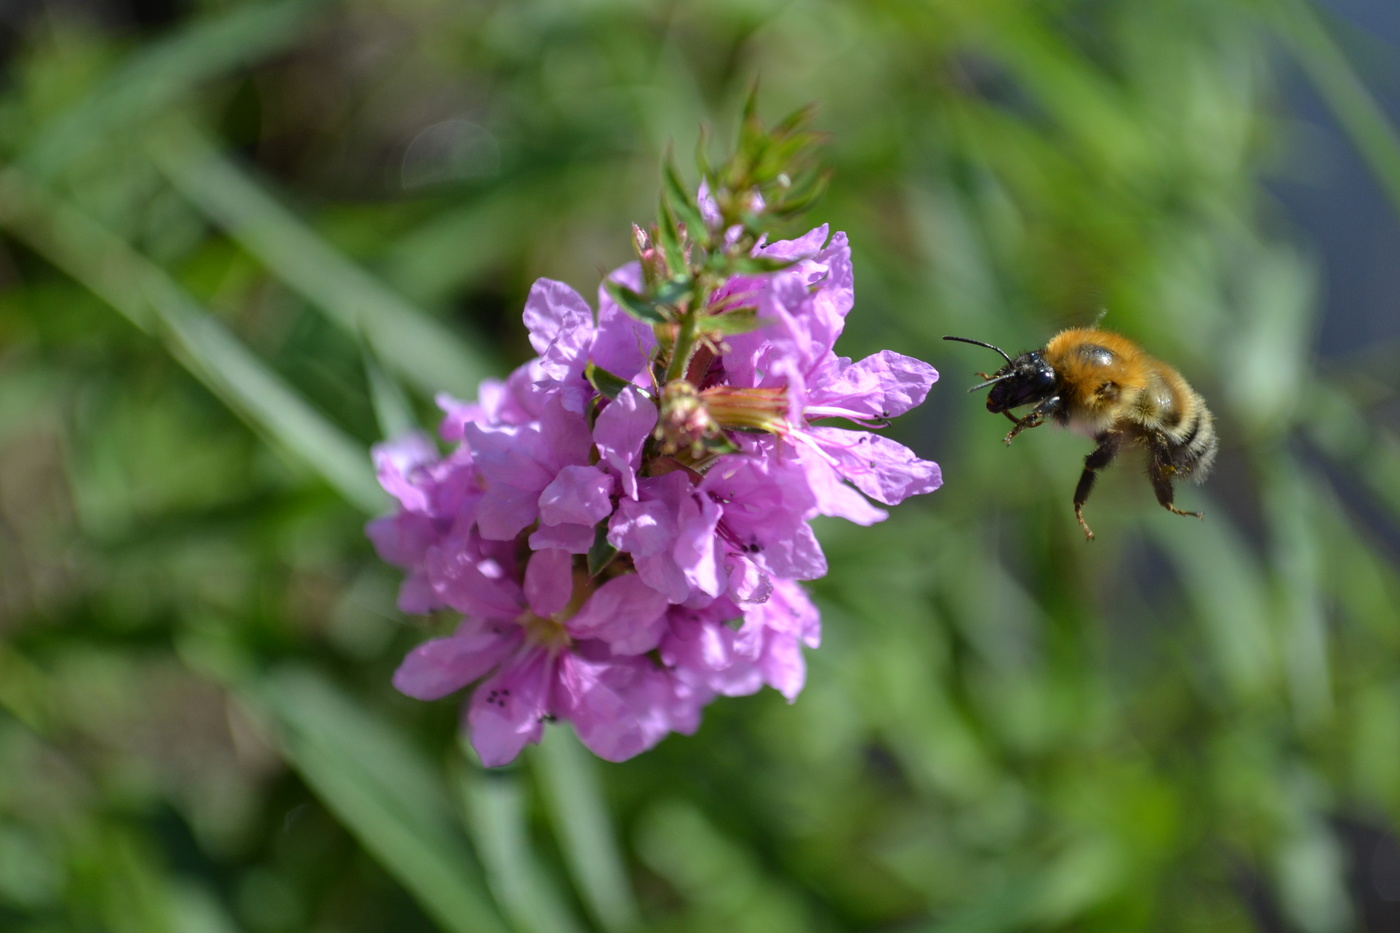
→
(986, 361, 1057, 411)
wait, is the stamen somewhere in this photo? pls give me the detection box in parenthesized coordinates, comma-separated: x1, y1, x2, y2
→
(518, 611, 572, 652)
(702, 385, 790, 434)
(802, 403, 892, 427)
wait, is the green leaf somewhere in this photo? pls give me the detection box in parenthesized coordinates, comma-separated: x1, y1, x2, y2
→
(703, 309, 762, 336)
(168, 883, 244, 933)
(767, 168, 830, 219)
(662, 156, 707, 245)
(772, 102, 819, 138)
(734, 87, 764, 178)
(1147, 500, 1275, 702)
(176, 315, 386, 514)
(655, 197, 687, 275)
(654, 275, 694, 308)
(587, 522, 621, 577)
(721, 255, 795, 276)
(604, 280, 668, 325)
(586, 363, 634, 401)
(634, 800, 811, 933)
(916, 869, 1040, 933)
(694, 127, 712, 187)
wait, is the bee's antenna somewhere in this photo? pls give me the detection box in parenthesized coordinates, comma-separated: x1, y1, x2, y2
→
(967, 373, 1014, 393)
(943, 335, 1013, 365)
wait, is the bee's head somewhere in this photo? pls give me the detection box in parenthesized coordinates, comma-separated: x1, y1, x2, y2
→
(983, 351, 1058, 412)
(942, 336, 1059, 413)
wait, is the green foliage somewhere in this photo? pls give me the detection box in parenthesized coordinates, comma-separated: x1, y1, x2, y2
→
(2, 1, 1400, 932)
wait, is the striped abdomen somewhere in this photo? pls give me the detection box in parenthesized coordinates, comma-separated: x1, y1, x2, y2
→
(1135, 365, 1217, 482)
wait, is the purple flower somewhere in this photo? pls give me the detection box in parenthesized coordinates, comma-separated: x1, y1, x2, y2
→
(700, 445, 827, 600)
(594, 386, 656, 500)
(607, 470, 726, 604)
(592, 265, 657, 386)
(370, 222, 941, 766)
(394, 547, 692, 765)
(709, 229, 943, 517)
(660, 578, 818, 702)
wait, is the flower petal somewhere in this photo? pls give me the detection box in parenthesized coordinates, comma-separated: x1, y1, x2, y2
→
(539, 464, 616, 527)
(675, 491, 724, 599)
(727, 556, 773, 603)
(523, 279, 596, 410)
(809, 350, 938, 421)
(466, 646, 553, 767)
(524, 548, 573, 618)
(372, 432, 439, 513)
(607, 494, 675, 558)
(759, 631, 806, 701)
(528, 521, 596, 554)
(567, 573, 670, 654)
(554, 654, 651, 762)
(593, 264, 656, 383)
(365, 512, 438, 568)
(594, 387, 657, 500)
(755, 224, 829, 263)
(393, 622, 520, 701)
(810, 427, 943, 506)
(424, 538, 523, 618)
(790, 442, 888, 526)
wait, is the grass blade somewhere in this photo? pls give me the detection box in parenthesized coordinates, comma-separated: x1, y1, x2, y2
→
(1147, 499, 1276, 702)
(456, 761, 589, 933)
(20, 0, 323, 179)
(1276, 0, 1400, 218)
(364, 347, 419, 442)
(243, 666, 509, 933)
(147, 120, 495, 399)
(168, 883, 243, 933)
(534, 729, 640, 933)
(0, 167, 384, 513)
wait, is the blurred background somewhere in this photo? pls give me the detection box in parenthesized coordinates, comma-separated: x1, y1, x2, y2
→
(3, 0, 1400, 931)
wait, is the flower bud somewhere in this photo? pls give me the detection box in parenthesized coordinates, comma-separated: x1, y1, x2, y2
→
(654, 380, 720, 458)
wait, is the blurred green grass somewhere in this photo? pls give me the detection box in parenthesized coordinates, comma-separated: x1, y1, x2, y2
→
(3, 1, 1400, 931)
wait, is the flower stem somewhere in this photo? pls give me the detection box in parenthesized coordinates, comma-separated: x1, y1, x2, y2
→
(665, 280, 710, 383)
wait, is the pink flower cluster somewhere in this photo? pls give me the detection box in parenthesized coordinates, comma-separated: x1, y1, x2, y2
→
(368, 225, 941, 765)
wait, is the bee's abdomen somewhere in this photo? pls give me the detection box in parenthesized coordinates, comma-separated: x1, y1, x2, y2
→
(1167, 401, 1218, 480)
(1149, 368, 1218, 480)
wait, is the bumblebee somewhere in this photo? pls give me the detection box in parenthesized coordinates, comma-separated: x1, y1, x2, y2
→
(944, 328, 1218, 541)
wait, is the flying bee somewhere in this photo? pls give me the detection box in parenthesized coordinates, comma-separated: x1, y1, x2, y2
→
(943, 328, 1218, 541)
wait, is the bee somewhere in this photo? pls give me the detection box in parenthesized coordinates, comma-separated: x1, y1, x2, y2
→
(943, 328, 1218, 541)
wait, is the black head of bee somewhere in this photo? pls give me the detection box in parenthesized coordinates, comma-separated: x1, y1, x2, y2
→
(942, 336, 1059, 412)
(983, 351, 1059, 412)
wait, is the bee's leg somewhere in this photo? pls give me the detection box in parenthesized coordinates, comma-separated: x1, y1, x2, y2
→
(1148, 448, 1204, 522)
(1003, 411, 1038, 443)
(1073, 432, 1123, 541)
(1000, 409, 1032, 439)
(1002, 397, 1062, 444)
